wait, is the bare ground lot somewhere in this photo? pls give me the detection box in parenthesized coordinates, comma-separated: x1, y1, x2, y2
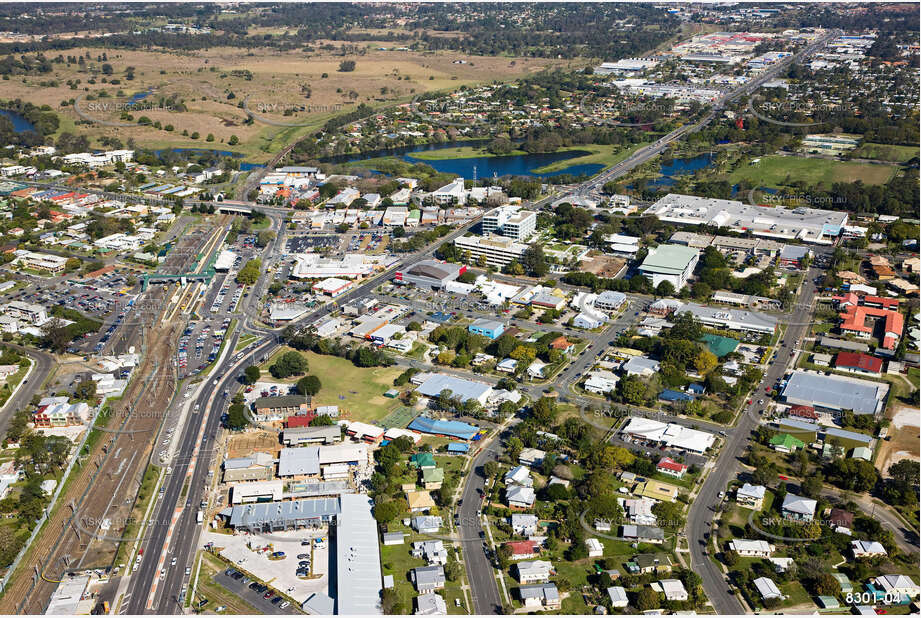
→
(878, 404, 920, 475)
(8, 44, 566, 160)
(580, 254, 627, 278)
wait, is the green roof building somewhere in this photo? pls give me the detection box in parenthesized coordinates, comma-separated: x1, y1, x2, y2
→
(410, 452, 436, 469)
(637, 244, 700, 291)
(700, 333, 739, 357)
(770, 433, 805, 452)
(421, 467, 445, 488)
(831, 573, 852, 594)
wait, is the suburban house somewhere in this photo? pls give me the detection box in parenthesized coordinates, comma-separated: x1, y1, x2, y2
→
(851, 540, 887, 559)
(504, 465, 533, 487)
(781, 494, 817, 522)
(729, 539, 774, 558)
(770, 433, 805, 453)
(412, 540, 449, 565)
(515, 560, 553, 584)
(607, 586, 629, 608)
(414, 593, 447, 616)
(753, 577, 783, 601)
(411, 515, 443, 533)
(736, 483, 766, 510)
(585, 538, 604, 558)
(549, 336, 575, 355)
(412, 566, 446, 593)
(658, 579, 688, 602)
(505, 540, 540, 560)
(630, 553, 672, 575)
(873, 574, 920, 599)
(656, 457, 688, 478)
(518, 448, 546, 468)
(621, 525, 665, 544)
(507, 485, 536, 509)
(510, 514, 539, 536)
(518, 583, 561, 610)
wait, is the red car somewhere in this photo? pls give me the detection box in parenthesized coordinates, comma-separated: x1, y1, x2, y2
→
(765, 387, 771, 393)
(747, 399, 752, 405)
(778, 475, 789, 481)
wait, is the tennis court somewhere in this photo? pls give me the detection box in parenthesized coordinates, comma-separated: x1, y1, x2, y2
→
(380, 406, 417, 429)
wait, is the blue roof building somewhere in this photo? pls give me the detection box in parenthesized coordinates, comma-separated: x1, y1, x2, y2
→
(408, 416, 479, 441)
(468, 318, 505, 340)
(659, 389, 694, 402)
(447, 442, 470, 453)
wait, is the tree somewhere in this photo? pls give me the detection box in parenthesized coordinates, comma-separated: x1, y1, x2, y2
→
(483, 460, 498, 479)
(521, 245, 549, 277)
(636, 588, 661, 611)
(242, 365, 261, 385)
(801, 473, 823, 499)
(296, 375, 322, 396)
(236, 258, 262, 285)
(269, 351, 308, 379)
(445, 561, 463, 581)
(694, 350, 718, 374)
(616, 374, 649, 405)
(256, 230, 276, 248)
(506, 437, 523, 463)
(509, 345, 536, 364)
(338, 60, 356, 72)
(74, 380, 96, 401)
(373, 499, 404, 523)
(226, 403, 250, 430)
(41, 318, 71, 353)
(655, 280, 676, 297)
(310, 414, 335, 427)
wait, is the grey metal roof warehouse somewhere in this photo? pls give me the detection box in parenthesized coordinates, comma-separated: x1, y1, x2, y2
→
(278, 446, 321, 476)
(224, 497, 340, 528)
(782, 371, 886, 415)
(414, 373, 492, 404)
(337, 494, 383, 614)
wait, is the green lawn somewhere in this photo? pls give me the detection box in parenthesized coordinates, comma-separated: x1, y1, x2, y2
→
(302, 351, 403, 423)
(850, 142, 919, 163)
(531, 142, 651, 174)
(727, 155, 897, 188)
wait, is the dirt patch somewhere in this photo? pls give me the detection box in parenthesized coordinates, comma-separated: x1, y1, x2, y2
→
(226, 430, 280, 460)
(878, 405, 920, 474)
(580, 254, 627, 279)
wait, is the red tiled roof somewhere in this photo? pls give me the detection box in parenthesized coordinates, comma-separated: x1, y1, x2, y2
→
(505, 540, 538, 555)
(657, 457, 688, 473)
(835, 352, 883, 374)
(550, 336, 572, 350)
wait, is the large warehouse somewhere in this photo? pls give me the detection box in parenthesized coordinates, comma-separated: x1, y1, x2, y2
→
(645, 193, 849, 244)
(637, 245, 700, 291)
(676, 303, 778, 335)
(394, 260, 465, 289)
(781, 370, 888, 416)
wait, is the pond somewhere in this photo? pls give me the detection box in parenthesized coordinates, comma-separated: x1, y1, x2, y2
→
(645, 153, 716, 188)
(333, 141, 603, 178)
(0, 109, 36, 133)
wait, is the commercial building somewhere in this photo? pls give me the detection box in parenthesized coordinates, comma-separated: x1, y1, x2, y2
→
(17, 251, 68, 273)
(407, 416, 480, 441)
(251, 395, 312, 422)
(277, 444, 369, 478)
(312, 277, 353, 297)
(468, 318, 505, 340)
(637, 245, 699, 291)
(782, 370, 887, 416)
(595, 290, 628, 312)
(394, 260, 465, 290)
(291, 253, 395, 279)
(282, 425, 342, 446)
(222, 453, 275, 482)
(453, 234, 528, 268)
(620, 417, 716, 453)
(230, 480, 284, 504)
(430, 178, 466, 205)
(834, 352, 883, 376)
(336, 494, 383, 614)
(675, 303, 778, 335)
(646, 193, 849, 244)
(481, 206, 537, 241)
(414, 374, 492, 406)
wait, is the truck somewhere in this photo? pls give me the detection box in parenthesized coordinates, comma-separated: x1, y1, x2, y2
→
(196, 510, 203, 524)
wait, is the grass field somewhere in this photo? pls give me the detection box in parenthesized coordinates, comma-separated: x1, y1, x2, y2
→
(302, 351, 402, 423)
(727, 155, 897, 188)
(379, 405, 417, 430)
(851, 142, 919, 163)
(6, 44, 565, 161)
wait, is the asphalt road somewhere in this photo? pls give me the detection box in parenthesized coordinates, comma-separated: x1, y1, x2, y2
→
(457, 440, 504, 615)
(0, 344, 54, 437)
(685, 265, 821, 615)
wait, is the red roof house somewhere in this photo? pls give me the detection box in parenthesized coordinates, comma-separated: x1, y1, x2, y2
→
(656, 457, 689, 478)
(834, 352, 883, 375)
(505, 540, 540, 560)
